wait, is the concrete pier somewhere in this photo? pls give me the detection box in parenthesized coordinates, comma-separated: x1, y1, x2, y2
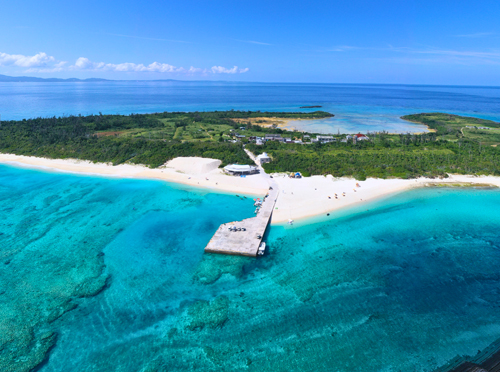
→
(204, 186, 278, 256)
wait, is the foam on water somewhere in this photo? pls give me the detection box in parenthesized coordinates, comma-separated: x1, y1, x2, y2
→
(2, 165, 500, 371)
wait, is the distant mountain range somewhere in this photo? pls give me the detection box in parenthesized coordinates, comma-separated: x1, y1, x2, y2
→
(0, 74, 239, 83)
(0, 74, 110, 82)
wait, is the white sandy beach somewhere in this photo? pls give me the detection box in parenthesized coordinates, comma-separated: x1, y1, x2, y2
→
(1, 153, 499, 225)
(0, 154, 271, 196)
(270, 173, 500, 223)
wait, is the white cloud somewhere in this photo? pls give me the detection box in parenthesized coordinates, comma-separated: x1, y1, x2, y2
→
(74, 57, 94, 69)
(211, 65, 249, 74)
(0, 51, 249, 75)
(71, 57, 249, 74)
(0, 52, 57, 67)
(25, 61, 68, 73)
(71, 58, 186, 73)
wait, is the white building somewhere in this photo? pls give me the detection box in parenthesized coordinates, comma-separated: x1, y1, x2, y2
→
(256, 152, 271, 165)
(316, 135, 335, 143)
(265, 134, 283, 142)
(354, 133, 369, 141)
(223, 164, 259, 175)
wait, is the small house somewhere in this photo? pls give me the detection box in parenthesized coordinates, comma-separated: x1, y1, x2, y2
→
(257, 152, 271, 165)
(354, 133, 369, 141)
(265, 134, 283, 141)
(317, 135, 335, 143)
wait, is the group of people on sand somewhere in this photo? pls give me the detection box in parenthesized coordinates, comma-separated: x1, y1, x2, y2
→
(328, 183, 361, 200)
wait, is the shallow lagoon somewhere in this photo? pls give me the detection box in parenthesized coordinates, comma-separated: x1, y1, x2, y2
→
(2, 165, 500, 371)
(1, 82, 500, 134)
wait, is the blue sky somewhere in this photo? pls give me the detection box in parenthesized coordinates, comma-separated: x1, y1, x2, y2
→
(1, 0, 499, 85)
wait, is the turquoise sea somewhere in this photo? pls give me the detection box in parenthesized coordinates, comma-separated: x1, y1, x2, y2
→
(1, 82, 500, 133)
(2, 164, 500, 371)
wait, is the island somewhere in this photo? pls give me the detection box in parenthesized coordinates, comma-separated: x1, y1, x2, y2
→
(401, 112, 500, 139)
(246, 113, 500, 179)
(1, 111, 499, 180)
(2, 111, 500, 372)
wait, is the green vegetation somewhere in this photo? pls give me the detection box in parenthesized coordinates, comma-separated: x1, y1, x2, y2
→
(401, 112, 500, 138)
(247, 130, 500, 179)
(0, 111, 331, 168)
(1, 110, 499, 179)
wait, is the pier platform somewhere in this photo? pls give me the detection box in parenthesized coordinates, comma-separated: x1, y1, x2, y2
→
(204, 186, 278, 256)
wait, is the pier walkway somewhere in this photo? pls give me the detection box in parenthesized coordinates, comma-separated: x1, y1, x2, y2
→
(204, 148, 278, 256)
(204, 185, 278, 256)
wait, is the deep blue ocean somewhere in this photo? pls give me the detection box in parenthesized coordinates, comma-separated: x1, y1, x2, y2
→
(2, 82, 500, 371)
(1, 81, 500, 133)
(2, 164, 500, 371)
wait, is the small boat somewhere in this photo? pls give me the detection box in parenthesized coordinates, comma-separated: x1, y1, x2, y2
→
(288, 219, 294, 225)
(258, 242, 266, 256)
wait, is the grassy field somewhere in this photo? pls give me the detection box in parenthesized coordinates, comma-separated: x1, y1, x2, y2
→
(461, 127, 500, 146)
(2, 110, 499, 177)
(401, 113, 500, 145)
(93, 112, 325, 143)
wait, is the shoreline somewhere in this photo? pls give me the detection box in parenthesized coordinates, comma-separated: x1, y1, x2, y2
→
(270, 174, 500, 224)
(1, 153, 499, 225)
(0, 154, 271, 197)
(281, 117, 432, 135)
(399, 117, 437, 133)
(232, 117, 321, 133)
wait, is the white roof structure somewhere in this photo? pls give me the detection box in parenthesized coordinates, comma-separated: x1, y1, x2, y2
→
(257, 152, 270, 159)
(223, 164, 258, 174)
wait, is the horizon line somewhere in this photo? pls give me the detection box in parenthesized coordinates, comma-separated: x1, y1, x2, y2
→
(1, 73, 499, 88)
